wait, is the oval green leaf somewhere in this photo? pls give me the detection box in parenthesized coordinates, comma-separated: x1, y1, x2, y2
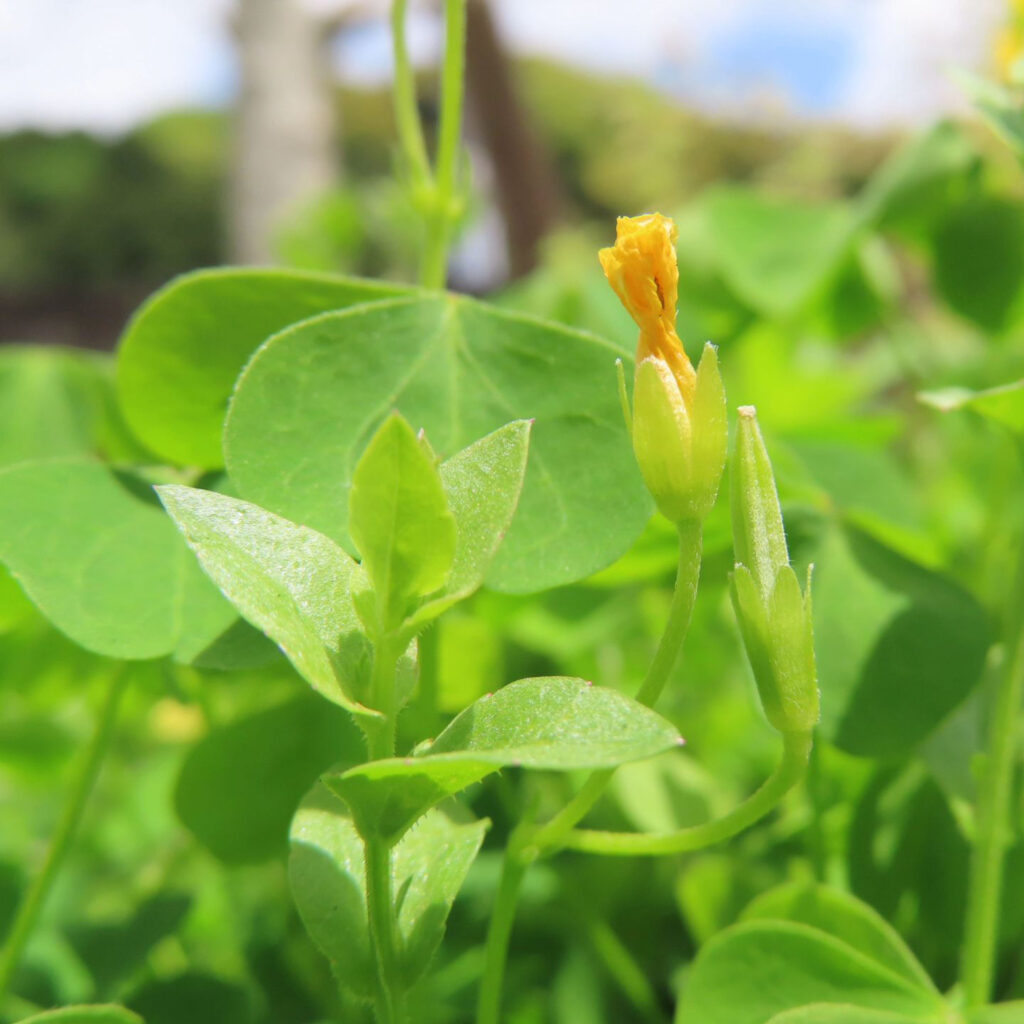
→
(224, 294, 648, 593)
(117, 268, 407, 467)
(15, 1007, 144, 1024)
(675, 920, 945, 1024)
(175, 694, 366, 864)
(0, 460, 235, 660)
(766, 1006, 944, 1024)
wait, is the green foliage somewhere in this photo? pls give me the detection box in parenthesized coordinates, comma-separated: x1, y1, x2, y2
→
(289, 787, 486, 1000)
(223, 294, 648, 592)
(14, 1008, 143, 1024)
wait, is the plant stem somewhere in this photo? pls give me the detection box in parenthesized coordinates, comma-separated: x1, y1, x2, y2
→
(366, 835, 406, 1024)
(420, 0, 466, 289)
(475, 520, 703, 1022)
(475, 848, 528, 1024)
(368, 637, 401, 760)
(389, 0, 431, 186)
(960, 543, 1024, 1007)
(528, 519, 703, 852)
(561, 731, 813, 856)
(0, 665, 129, 1003)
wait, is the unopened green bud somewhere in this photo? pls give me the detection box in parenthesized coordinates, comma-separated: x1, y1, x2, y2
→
(600, 214, 727, 523)
(730, 406, 818, 734)
(630, 343, 727, 522)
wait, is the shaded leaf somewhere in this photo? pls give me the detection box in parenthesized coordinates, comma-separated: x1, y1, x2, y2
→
(224, 295, 648, 593)
(14, 1008, 144, 1024)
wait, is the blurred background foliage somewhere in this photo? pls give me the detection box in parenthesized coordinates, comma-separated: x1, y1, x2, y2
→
(3, 8, 1024, 1024)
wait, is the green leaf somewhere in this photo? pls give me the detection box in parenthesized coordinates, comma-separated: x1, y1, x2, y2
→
(812, 525, 990, 757)
(224, 295, 649, 593)
(930, 195, 1024, 333)
(156, 485, 373, 715)
(968, 1004, 1024, 1023)
(175, 694, 365, 864)
(127, 973, 251, 1024)
(328, 676, 683, 843)
(766, 1007, 943, 1024)
(675, 920, 946, 1024)
(349, 413, 456, 627)
(14, 1008, 144, 1024)
(289, 782, 486, 998)
(701, 188, 856, 317)
(0, 460, 235, 659)
(117, 268, 407, 467)
(407, 420, 531, 629)
(956, 70, 1024, 159)
(0, 346, 141, 467)
(742, 883, 935, 992)
(919, 380, 1024, 434)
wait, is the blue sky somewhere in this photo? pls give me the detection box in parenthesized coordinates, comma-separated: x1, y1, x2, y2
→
(0, 0, 1004, 134)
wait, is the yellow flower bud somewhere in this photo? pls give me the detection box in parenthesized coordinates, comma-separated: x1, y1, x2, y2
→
(600, 213, 726, 522)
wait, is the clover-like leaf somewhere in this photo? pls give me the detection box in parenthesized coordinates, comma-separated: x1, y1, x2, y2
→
(224, 294, 648, 593)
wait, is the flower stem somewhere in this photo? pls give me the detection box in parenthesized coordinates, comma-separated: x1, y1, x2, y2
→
(561, 731, 812, 856)
(528, 519, 703, 853)
(475, 520, 703, 1022)
(389, 0, 431, 187)
(419, 0, 467, 289)
(960, 542, 1024, 1007)
(475, 848, 528, 1024)
(0, 665, 129, 1003)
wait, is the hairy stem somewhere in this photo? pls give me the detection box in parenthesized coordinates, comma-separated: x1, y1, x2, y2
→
(367, 836, 406, 1024)
(961, 542, 1024, 1007)
(562, 731, 812, 856)
(0, 665, 129, 1003)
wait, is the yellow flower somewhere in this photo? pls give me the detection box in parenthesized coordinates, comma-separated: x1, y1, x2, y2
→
(599, 213, 696, 404)
(600, 212, 727, 523)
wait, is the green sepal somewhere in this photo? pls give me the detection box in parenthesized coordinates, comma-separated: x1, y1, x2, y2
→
(766, 565, 820, 733)
(632, 356, 692, 522)
(732, 407, 788, 600)
(689, 342, 728, 520)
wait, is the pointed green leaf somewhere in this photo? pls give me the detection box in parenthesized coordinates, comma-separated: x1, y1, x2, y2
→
(919, 379, 1024, 434)
(407, 420, 531, 629)
(0, 460, 235, 659)
(328, 676, 683, 843)
(289, 782, 486, 998)
(156, 485, 374, 716)
(117, 268, 407, 467)
(349, 413, 456, 626)
(968, 1004, 1024, 1023)
(675, 920, 946, 1024)
(223, 294, 649, 592)
(742, 883, 936, 993)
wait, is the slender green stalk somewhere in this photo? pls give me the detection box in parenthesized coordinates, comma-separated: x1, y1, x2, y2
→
(528, 519, 703, 852)
(0, 665, 129, 1002)
(366, 836, 406, 1024)
(476, 520, 703, 1022)
(368, 637, 401, 760)
(475, 849, 528, 1024)
(389, 0, 431, 186)
(419, 0, 467, 289)
(960, 543, 1024, 1007)
(562, 731, 812, 856)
